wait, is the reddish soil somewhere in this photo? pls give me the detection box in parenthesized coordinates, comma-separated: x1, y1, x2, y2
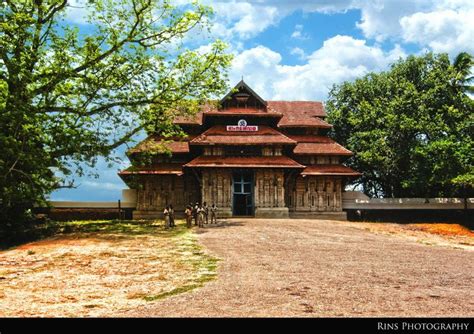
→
(125, 219, 474, 317)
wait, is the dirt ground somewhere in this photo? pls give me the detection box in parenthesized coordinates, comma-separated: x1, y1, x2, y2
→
(125, 219, 474, 317)
(1, 219, 473, 317)
(0, 221, 217, 317)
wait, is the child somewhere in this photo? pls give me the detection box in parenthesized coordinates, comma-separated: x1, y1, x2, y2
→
(185, 205, 193, 228)
(197, 204, 205, 228)
(163, 206, 170, 229)
(210, 203, 218, 224)
(169, 204, 175, 227)
(193, 202, 199, 226)
(203, 202, 209, 224)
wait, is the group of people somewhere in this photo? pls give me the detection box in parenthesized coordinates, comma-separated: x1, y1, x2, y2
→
(163, 202, 218, 228)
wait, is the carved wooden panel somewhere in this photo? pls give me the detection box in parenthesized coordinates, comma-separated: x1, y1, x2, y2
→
(255, 170, 285, 208)
(136, 174, 199, 211)
(201, 169, 232, 208)
(287, 175, 343, 212)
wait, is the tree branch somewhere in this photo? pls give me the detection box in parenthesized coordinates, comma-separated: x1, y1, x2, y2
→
(40, 0, 68, 24)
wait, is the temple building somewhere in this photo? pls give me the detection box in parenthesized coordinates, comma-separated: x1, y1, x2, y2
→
(119, 81, 360, 220)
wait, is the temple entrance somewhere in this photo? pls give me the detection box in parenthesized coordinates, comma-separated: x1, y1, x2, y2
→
(232, 171, 254, 216)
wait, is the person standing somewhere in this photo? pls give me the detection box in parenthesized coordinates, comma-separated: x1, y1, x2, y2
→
(163, 206, 170, 229)
(185, 205, 193, 228)
(193, 202, 199, 226)
(203, 202, 209, 224)
(210, 203, 218, 224)
(197, 204, 205, 228)
(169, 204, 175, 227)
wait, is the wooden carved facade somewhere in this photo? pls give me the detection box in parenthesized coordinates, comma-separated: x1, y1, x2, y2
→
(119, 80, 360, 219)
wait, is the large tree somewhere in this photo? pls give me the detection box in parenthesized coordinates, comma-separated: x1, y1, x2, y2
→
(327, 52, 473, 198)
(0, 0, 232, 229)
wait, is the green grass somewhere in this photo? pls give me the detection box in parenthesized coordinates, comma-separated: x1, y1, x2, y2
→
(2, 219, 220, 303)
(141, 225, 220, 302)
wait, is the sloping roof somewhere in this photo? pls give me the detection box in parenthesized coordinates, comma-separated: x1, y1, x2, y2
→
(293, 143, 352, 155)
(286, 135, 352, 156)
(267, 101, 330, 128)
(268, 101, 326, 117)
(301, 165, 361, 176)
(173, 101, 330, 128)
(173, 101, 332, 128)
(220, 80, 267, 107)
(119, 164, 184, 176)
(173, 113, 203, 126)
(127, 135, 196, 155)
(203, 107, 282, 118)
(286, 135, 335, 143)
(190, 125, 296, 146)
(185, 156, 305, 168)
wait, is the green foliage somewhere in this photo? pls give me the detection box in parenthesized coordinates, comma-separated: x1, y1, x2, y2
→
(0, 0, 232, 230)
(327, 52, 474, 198)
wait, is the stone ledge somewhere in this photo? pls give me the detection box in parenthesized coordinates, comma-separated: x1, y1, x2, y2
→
(133, 208, 233, 220)
(289, 211, 347, 221)
(255, 207, 289, 218)
(217, 208, 233, 218)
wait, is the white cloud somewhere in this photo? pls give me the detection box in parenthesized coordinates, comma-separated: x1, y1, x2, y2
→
(290, 47, 307, 60)
(210, 1, 473, 57)
(65, 0, 90, 25)
(212, 2, 280, 40)
(354, 0, 474, 56)
(291, 24, 309, 40)
(354, 0, 432, 42)
(230, 45, 282, 98)
(400, 9, 474, 55)
(82, 181, 124, 191)
(230, 35, 406, 101)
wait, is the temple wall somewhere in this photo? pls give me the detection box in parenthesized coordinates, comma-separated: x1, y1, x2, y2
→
(254, 169, 289, 218)
(254, 170, 285, 208)
(287, 176, 343, 212)
(201, 169, 233, 217)
(133, 172, 345, 220)
(135, 174, 199, 214)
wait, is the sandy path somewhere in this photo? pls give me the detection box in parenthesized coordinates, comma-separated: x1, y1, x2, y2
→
(125, 219, 474, 317)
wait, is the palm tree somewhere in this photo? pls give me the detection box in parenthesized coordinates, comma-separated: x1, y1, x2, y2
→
(452, 52, 473, 94)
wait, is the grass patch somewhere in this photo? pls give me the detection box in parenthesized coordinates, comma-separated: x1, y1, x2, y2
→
(141, 227, 220, 302)
(0, 219, 184, 250)
(0, 219, 220, 316)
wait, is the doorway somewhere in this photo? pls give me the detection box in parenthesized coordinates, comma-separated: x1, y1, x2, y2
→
(232, 171, 254, 216)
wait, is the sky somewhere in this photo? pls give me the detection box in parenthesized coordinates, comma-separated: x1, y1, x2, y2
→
(50, 0, 474, 201)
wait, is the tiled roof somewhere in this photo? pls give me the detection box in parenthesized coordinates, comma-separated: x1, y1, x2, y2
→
(268, 101, 326, 117)
(301, 165, 361, 176)
(277, 115, 332, 128)
(190, 125, 296, 145)
(286, 135, 352, 156)
(127, 135, 196, 154)
(293, 143, 352, 155)
(203, 107, 282, 118)
(184, 156, 305, 168)
(173, 101, 331, 128)
(173, 112, 203, 126)
(286, 135, 334, 143)
(268, 101, 331, 128)
(119, 164, 184, 176)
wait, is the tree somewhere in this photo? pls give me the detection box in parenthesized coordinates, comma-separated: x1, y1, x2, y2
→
(326, 52, 474, 198)
(0, 0, 232, 231)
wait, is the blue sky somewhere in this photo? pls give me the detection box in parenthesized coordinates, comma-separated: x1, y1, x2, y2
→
(51, 0, 474, 201)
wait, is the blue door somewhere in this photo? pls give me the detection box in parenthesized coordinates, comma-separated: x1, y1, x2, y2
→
(232, 171, 254, 216)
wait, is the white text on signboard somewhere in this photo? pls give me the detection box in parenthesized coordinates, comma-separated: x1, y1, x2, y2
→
(226, 119, 258, 132)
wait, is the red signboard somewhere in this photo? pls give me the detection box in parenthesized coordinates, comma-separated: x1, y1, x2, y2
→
(226, 119, 258, 131)
(226, 125, 259, 131)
